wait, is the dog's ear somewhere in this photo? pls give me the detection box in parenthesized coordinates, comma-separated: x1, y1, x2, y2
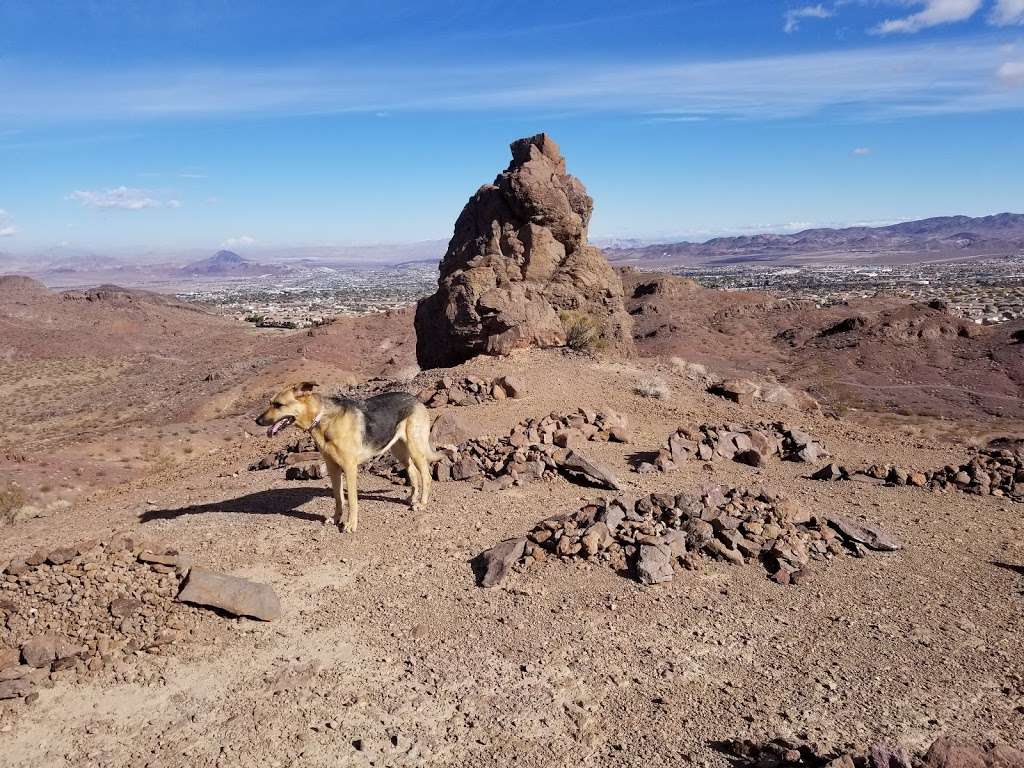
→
(294, 381, 318, 397)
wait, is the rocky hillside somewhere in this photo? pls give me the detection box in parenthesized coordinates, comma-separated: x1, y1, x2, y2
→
(622, 269, 1024, 424)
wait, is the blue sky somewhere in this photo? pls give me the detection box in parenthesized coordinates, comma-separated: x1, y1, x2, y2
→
(0, 0, 1022, 253)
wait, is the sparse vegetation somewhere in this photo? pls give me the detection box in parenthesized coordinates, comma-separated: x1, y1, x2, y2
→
(559, 310, 605, 352)
(0, 483, 26, 525)
(634, 377, 671, 399)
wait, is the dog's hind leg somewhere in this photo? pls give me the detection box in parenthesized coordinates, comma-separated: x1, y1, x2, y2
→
(325, 458, 345, 527)
(390, 440, 420, 507)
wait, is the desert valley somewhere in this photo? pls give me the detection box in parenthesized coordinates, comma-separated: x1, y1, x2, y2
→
(1, 131, 1022, 768)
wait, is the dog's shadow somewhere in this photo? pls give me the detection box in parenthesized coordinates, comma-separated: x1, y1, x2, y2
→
(139, 486, 408, 523)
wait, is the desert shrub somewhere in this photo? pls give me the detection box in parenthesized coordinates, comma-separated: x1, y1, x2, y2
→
(0, 483, 26, 525)
(560, 310, 605, 352)
(634, 377, 670, 399)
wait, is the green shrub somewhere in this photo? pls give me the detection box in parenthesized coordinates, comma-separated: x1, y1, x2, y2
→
(559, 310, 605, 352)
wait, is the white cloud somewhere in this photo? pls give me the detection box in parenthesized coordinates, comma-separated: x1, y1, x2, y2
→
(872, 0, 982, 34)
(66, 186, 181, 210)
(991, 0, 1024, 24)
(6, 38, 1024, 123)
(221, 235, 256, 248)
(0, 209, 15, 237)
(851, 146, 873, 155)
(998, 60, 1024, 85)
(784, 4, 835, 33)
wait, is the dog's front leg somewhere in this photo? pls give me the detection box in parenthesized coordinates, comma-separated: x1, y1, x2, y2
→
(325, 459, 344, 526)
(340, 459, 359, 533)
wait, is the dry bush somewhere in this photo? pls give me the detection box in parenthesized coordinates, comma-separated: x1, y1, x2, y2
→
(560, 311, 605, 352)
(0, 483, 26, 525)
(634, 377, 671, 399)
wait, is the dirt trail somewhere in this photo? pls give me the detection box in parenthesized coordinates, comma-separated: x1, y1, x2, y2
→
(2, 350, 1022, 767)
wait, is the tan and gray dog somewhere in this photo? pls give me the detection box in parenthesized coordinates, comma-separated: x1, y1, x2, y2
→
(256, 382, 434, 532)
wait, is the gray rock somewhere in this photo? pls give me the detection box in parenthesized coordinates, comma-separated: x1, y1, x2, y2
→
(828, 515, 902, 551)
(478, 537, 527, 588)
(556, 451, 621, 490)
(21, 634, 83, 668)
(430, 411, 473, 446)
(0, 679, 32, 700)
(635, 544, 674, 585)
(177, 567, 282, 621)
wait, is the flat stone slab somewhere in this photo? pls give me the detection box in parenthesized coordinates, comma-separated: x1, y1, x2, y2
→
(556, 451, 621, 490)
(477, 537, 527, 589)
(177, 567, 282, 621)
(828, 515, 902, 552)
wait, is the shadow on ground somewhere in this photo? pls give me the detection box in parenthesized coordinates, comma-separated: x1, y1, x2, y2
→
(139, 486, 408, 523)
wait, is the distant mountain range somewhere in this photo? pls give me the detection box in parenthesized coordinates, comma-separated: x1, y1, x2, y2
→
(178, 250, 290, 277)
(605, 212, 1024, 266)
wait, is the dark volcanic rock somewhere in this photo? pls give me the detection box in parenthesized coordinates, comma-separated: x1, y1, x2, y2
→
(415, 133, 632, 368)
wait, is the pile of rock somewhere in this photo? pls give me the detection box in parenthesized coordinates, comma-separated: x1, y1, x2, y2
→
(1, 533, 281, 703)
(720, 735, 1023, 768)
(811, 438, 1024, 502)
(433, 409, 628, 490)
(249, 436, 327, 481)
(479, 485, 901, 588)
(638, 423, 828, 473)
(1, 534, 194, 702)
(416, 375, 524, 408)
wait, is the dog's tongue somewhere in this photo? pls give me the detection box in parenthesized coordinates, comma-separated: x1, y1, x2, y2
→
(267, 418, 287, 438)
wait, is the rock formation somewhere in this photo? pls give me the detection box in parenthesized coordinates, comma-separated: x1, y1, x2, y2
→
(415, 133, 632, 368)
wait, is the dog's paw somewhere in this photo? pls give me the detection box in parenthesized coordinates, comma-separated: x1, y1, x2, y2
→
(338, 520, 358, 534)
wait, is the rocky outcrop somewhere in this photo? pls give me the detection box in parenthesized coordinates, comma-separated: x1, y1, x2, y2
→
(415, 133, 632, 368)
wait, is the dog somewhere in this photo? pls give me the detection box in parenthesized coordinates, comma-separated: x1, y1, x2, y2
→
(255, 382, 435, 533)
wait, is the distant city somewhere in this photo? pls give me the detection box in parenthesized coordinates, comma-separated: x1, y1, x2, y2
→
(670, 255, 1024, 324)
(179, 263, 438, 328)
(179, 253, 1024, 330)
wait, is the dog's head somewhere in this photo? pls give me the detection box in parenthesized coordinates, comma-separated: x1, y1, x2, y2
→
(255, 381, 318, 437)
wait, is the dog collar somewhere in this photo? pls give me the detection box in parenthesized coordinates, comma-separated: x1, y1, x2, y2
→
(308, 410, 324, 431)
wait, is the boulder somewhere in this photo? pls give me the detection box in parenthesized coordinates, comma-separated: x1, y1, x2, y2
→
(176, 567, 282, 621)
(414, 133, 632, 368)
(429, 410, 474, 447)
(923, 738, 987, 768)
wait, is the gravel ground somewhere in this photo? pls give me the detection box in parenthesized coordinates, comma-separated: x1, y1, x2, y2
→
(2, 349, 1022, 767)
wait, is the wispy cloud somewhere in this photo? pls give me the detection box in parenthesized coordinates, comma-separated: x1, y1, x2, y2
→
(991, 0, 1024, 25)
(221, 235, 256, 248)
(851, 146, 873, 155)
(67, 186, 182, 210)
(998, 60, 1024, 85)
(0, 209, 16, 237)
(5, 38, 1024, 124)
(784, 4, 835, 33)
(872, 0, 982, 34)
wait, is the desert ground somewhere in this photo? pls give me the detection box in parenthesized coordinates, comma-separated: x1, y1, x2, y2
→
(1, 276, 1022, 766)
